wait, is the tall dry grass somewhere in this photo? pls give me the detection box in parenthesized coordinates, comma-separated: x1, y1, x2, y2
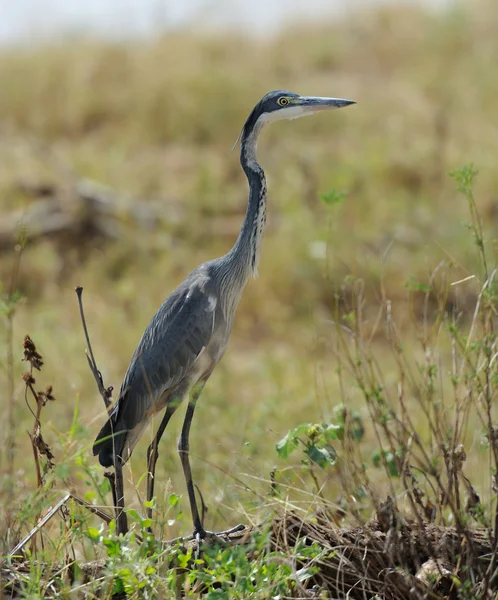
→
(1, 4, 498, 594)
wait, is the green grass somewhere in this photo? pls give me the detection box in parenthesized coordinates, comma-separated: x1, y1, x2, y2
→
(2, 1, 498, 597)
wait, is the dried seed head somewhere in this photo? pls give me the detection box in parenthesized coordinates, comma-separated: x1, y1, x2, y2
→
(23, 335, 44, 370)
(466, 484, 481, 513)
(45, 386, 55, 401)
(32, 424, 55, 468)
(22, 372, 35, 385)
(453, 444, 466, 472)
(37, 391, 48, 406)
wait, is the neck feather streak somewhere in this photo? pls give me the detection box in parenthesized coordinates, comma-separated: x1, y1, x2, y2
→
(227, 122, 268, 279)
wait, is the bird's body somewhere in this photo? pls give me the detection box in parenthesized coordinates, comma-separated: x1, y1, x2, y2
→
(93, 90, 355, 537)
(94, 257, 247, 467)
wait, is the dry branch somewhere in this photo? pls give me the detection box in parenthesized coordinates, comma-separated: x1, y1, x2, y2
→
(75, 286, 128, 535)
(7, 493, 114, 558)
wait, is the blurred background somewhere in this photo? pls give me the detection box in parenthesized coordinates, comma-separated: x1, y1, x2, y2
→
(0, 0, 454, 43)
(1, 0, 497, 535)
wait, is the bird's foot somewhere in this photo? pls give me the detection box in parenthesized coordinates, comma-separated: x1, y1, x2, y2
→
(193, 524, 247, 559)
(194, 523, 247, 545)
(164, 524, 247, 556)
(213, 523, 247, 537)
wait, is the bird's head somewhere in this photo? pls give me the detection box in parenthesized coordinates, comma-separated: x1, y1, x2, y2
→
(242, 90, 355, 138)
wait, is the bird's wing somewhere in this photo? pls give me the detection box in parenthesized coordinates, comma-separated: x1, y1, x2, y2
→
(115, 277, 217, 433)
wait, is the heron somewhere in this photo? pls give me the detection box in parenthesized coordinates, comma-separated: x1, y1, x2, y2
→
(93, 90, 355, 539)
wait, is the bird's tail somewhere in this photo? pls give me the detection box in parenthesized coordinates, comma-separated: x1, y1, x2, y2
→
(92, 418, 127, 468)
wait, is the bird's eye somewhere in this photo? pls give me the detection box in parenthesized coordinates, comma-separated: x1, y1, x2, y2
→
(277, 97, 289, 107)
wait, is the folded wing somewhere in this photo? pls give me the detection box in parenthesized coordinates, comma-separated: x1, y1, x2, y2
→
(93, 278, 216, 466)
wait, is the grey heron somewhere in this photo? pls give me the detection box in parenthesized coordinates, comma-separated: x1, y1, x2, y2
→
(93, 90, 355, 539)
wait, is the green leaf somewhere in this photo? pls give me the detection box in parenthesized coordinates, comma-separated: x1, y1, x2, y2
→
(304, 445, 336, 469)
(371, 449, 399, 477)
(276, 431, 298, 459)
(85, 527, 101, 542)
(206, 591, 228, 599)
(103, 538, 122, 558)
(405, 274, 430, 293)
(84, 491, 97, 503)
(321, 189, 346, 206)
(178, 551, 191, 569)
(372, 450, 382, 468)
(333, 405, 364, 442)
(292, 423, 314, 438)
(333, 404, 347, 425)
(449, 164, 478, 196)
(118, 567, 131, 578)
(126, 508, 141, 522)
(168, 493, 180, 507)
(295, 566, 319, 582)
(324, 423, 343, 442)
(112, 578, 125, 594)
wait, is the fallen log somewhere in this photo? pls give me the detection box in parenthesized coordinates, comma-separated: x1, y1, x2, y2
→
(0, 179, 166, 252)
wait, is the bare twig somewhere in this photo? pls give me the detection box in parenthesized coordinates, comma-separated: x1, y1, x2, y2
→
(7, 493, 120, 558)
(75, 287, 128, 535)
(75, 287, 113, 411)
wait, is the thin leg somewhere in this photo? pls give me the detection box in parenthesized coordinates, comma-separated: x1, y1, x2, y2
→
(104, 470, 117, 515)
(178, 382, 206, 537)
(114, 460, 128, 535)
(146, 403, 177, 522)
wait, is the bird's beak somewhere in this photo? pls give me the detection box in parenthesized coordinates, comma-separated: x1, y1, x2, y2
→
(265, 94, 356, 124)
(297, 96, 356, 112)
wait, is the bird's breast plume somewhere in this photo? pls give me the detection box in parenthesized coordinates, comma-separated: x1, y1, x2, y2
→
(231, 127, 243, 153)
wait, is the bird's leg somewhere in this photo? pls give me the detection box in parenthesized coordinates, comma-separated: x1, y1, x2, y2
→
(146, 403, 177, 524)
(114, 460, 128, 535)
(178, 382, 206, 539)
(177, 383, 247, 545)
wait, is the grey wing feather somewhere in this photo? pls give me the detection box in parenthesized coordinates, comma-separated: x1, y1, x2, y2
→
(120, 281, 216, 426)
(93, 275, 216, 465)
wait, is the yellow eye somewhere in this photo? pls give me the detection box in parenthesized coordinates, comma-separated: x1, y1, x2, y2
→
(277, 97, 289, 107)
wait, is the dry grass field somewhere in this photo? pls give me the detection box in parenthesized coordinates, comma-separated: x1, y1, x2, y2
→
(1, 1, 498, 596)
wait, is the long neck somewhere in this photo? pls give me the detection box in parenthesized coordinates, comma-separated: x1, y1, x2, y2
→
(226, 122, 268, 280)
